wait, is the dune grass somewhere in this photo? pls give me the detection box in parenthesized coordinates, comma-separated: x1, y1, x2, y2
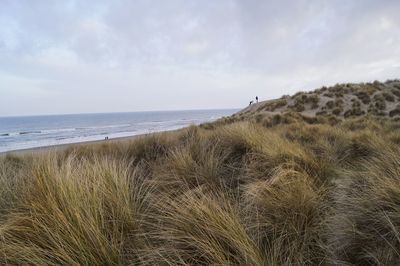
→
(1, 114, 400, 265)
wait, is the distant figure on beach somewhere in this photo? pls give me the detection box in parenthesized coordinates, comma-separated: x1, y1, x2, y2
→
(256, 96, 259, 103)
(249, 100, 254, 106)
(105, 136, 109, 140)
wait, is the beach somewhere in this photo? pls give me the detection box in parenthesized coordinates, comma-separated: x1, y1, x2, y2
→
(0, 109, 238, 154)
(1, 129, 179, 156)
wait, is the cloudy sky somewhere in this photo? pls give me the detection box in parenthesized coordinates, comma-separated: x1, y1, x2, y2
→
(1, 0, 399, 116)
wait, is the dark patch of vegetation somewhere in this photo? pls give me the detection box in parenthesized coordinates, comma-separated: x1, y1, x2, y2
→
(368, 106, 386, 116)
(335, 99, 344, 107)
(344, 108, 365, 118)
(262, 98, 287, 111)
(373, 94, 387, 110)
(391, 89, 400, 99)
(355, 91, 371, 104)
(311, 102, 319, 109)
(325, 100, 334, 109)
(382, 92, 395, 102)
(323, 92, 334, 98)
(389, 105, 400, 117)
(332, 108, 342, 115)
(288, 97, 306, 112)
(352, 100, 361, 109)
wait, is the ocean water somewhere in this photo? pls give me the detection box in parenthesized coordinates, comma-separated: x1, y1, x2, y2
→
(0, 109, 238, 153)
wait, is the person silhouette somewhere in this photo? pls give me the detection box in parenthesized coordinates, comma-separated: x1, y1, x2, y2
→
(256, 96, 259, 103)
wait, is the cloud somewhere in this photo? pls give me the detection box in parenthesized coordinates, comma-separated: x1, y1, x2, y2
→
(0, 0, 399, 115)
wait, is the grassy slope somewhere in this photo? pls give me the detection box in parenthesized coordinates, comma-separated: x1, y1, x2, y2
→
(1, 80, 400, 265)
(236, 79, 400, 120)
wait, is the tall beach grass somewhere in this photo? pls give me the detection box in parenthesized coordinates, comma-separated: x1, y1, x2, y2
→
(1, 114, 400, 264)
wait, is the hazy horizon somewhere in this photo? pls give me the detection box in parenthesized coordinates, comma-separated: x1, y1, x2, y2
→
(1, 0, 400, 116)
(0, 107, 239, 118)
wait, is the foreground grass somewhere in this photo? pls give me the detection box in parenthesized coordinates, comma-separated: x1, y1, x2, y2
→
(1, 114, 400, 265)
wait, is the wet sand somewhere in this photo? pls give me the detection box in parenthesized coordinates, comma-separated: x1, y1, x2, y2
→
(0, 128, 181, 156)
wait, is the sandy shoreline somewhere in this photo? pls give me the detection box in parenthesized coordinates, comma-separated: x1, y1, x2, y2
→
(0, 128, 181, 156)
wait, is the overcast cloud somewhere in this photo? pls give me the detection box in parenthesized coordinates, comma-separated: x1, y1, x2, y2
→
(1, 0, 399, 116)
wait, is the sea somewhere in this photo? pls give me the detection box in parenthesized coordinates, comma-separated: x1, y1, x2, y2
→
(0, 109, 238, 153)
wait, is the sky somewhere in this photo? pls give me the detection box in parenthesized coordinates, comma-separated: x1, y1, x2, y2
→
(1, 0, 400, 116)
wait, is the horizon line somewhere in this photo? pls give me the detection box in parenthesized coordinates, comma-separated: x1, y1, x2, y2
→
(0, 107, 241, 118)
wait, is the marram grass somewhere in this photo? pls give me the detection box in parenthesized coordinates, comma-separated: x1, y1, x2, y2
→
(1, 114, 400, 265)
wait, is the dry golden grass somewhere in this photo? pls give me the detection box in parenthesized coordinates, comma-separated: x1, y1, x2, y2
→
(2, 107, 400, 264)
